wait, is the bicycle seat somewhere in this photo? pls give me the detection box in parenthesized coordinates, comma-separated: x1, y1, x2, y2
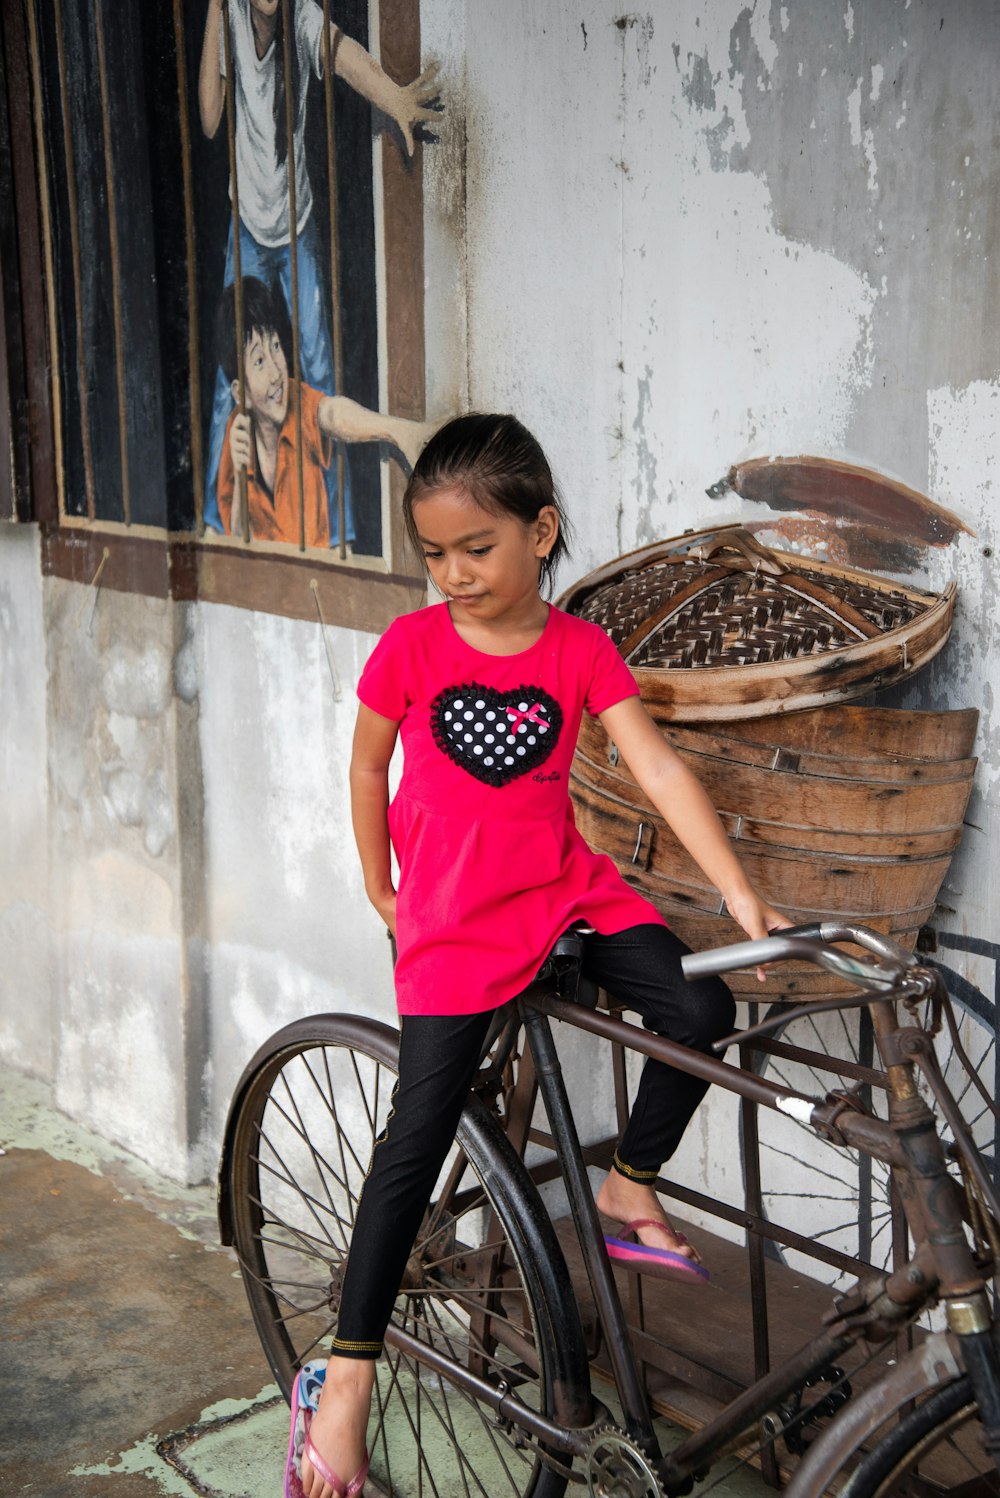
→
(537, 922, 600, 1006)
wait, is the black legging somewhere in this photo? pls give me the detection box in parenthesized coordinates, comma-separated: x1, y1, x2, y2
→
(330, 923, 735, 1357)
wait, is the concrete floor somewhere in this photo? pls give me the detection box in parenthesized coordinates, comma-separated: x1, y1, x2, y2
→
(0, 1068, 282, 1498)
(1, 1067, 772, 1498)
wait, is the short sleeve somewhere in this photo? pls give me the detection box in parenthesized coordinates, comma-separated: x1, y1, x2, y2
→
(358, 619, 410, 722)
(584, 626, 640, 717)
(300, 0, 326, 78)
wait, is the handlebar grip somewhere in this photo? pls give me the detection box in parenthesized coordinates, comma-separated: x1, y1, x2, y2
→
(682, 924, 913, 991)
(682, 937, 783, 980)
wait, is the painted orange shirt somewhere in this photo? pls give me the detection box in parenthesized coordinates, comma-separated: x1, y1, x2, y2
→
(218, 380, 332, 549)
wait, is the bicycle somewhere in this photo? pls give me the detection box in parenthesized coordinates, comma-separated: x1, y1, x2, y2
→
(218, 922, 1000, 1496)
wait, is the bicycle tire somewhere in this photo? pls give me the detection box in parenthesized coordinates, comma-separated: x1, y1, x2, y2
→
(220, 1012, 589, 1498)
(839, 1374, 1000, 1497)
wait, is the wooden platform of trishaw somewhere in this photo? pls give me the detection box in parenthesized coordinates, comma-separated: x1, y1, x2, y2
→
(548, 1198, 919, 1489)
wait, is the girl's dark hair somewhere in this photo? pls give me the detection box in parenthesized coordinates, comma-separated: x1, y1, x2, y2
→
(273, 0, 300, 172)
(403, 413, 572, 595)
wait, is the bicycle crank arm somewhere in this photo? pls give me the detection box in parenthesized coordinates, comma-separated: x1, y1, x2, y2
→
(383, 1317, 609, 1461)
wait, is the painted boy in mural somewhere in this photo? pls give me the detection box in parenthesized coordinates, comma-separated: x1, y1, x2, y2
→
(198, 0, 441, 547)
(217, 276, 436, 547)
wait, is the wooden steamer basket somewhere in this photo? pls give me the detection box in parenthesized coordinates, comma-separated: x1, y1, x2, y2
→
(560, 525, 976, 1002)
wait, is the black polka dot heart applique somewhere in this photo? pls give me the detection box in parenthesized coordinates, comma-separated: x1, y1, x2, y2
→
(430, 684, 563, 787)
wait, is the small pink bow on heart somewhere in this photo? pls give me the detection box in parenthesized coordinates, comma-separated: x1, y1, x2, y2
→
(505, 703, 549, 733)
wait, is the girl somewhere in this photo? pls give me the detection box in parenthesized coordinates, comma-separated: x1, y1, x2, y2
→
(290, 413, 788, 1498)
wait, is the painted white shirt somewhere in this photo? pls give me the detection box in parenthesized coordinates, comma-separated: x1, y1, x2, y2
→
(221, 0, 327, 248)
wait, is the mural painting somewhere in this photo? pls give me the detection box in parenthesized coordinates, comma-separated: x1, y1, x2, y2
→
(197, 0, 440, 553)
(33, 0, 441, 570)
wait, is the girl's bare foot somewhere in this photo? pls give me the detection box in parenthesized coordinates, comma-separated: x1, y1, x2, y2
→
(595, 1172, 702, 1264)
(301, 1357, 375, 1498)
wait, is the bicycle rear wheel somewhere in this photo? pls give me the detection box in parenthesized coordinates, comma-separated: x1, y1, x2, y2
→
(220, 1013, 588, 1498)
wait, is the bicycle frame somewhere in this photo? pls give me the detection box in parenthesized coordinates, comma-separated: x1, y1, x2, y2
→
(453, 925, 1000, 1490)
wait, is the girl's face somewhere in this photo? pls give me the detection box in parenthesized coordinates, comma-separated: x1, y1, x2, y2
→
(411, 486, 558, 627)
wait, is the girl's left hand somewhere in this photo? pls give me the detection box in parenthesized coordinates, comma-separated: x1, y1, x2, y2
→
(725, 890, 793, 982)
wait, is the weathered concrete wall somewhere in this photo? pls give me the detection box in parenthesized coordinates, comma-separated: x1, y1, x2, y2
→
(1, 1, 998, 1192)
(193, 604, 395, 1178)
(445, 0, 1000, 1200)
(0, 526, 53, 1079)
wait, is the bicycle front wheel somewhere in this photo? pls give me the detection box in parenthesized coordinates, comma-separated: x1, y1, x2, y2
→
(220, 1013, 587, 1498)
(839, 1374, 1000, 1496)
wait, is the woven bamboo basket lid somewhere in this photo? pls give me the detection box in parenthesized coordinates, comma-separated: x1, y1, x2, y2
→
(558, 524, 956, 722)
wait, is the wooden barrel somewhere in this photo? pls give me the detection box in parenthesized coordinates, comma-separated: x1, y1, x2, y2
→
(570, 707, 978, 1000)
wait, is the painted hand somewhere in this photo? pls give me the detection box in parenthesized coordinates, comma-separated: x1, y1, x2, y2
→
(229, 412, 252, 473)
(394, 62, 444, 155)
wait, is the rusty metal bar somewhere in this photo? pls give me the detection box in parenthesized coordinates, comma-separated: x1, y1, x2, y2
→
(322, 0, 347, 558)
(51, 0, 94, 518)
(92, 0, 129, 523)
(539, 991, 904, 1167)
(280, 0, 305, 551)
(222, 0, 249, 542)
(171, 0, 204, 534)
(741, 1028, 779, 1487)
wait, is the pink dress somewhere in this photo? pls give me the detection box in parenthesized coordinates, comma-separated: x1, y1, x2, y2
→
(358, 603, 666, 1015)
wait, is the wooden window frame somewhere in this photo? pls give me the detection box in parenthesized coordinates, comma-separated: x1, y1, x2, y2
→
(26, 0, 427, 635)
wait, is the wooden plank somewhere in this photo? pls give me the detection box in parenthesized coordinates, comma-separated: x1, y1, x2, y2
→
(572, 740, 976, 837)
(715, 704, 979, 762)
(572, 780, 954, 914)
(662, 726, 974, 787)
(553, 1210, 900, 1438)
(572, 759, 964, 862)
(578, 712, 977, 786)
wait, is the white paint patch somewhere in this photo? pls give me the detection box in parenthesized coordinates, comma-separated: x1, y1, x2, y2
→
(864, 127, 878, 193)
(844, 1, 855, 43)
(776, 1095, 816, 1124)
(926, 379, 1000, 794)
(617, 35, 878, 525)
(748, 2, 779, 77)
(871, 62, 884, 103)
(100, 640, 172, 720)
(68, 850, 174, 938)
(847, 79, 862, 147)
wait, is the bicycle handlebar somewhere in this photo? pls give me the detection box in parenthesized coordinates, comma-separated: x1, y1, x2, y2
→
(681, 922, 920, 992)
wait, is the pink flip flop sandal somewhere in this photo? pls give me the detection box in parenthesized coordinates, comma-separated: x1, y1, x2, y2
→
(604, 1218, 710, 1284)
(303, 1423, 369, 1498)
(284, 1365, 369, 1498)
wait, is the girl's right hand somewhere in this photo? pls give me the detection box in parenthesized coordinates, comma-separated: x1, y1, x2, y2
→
(371, 887, 397, 937)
